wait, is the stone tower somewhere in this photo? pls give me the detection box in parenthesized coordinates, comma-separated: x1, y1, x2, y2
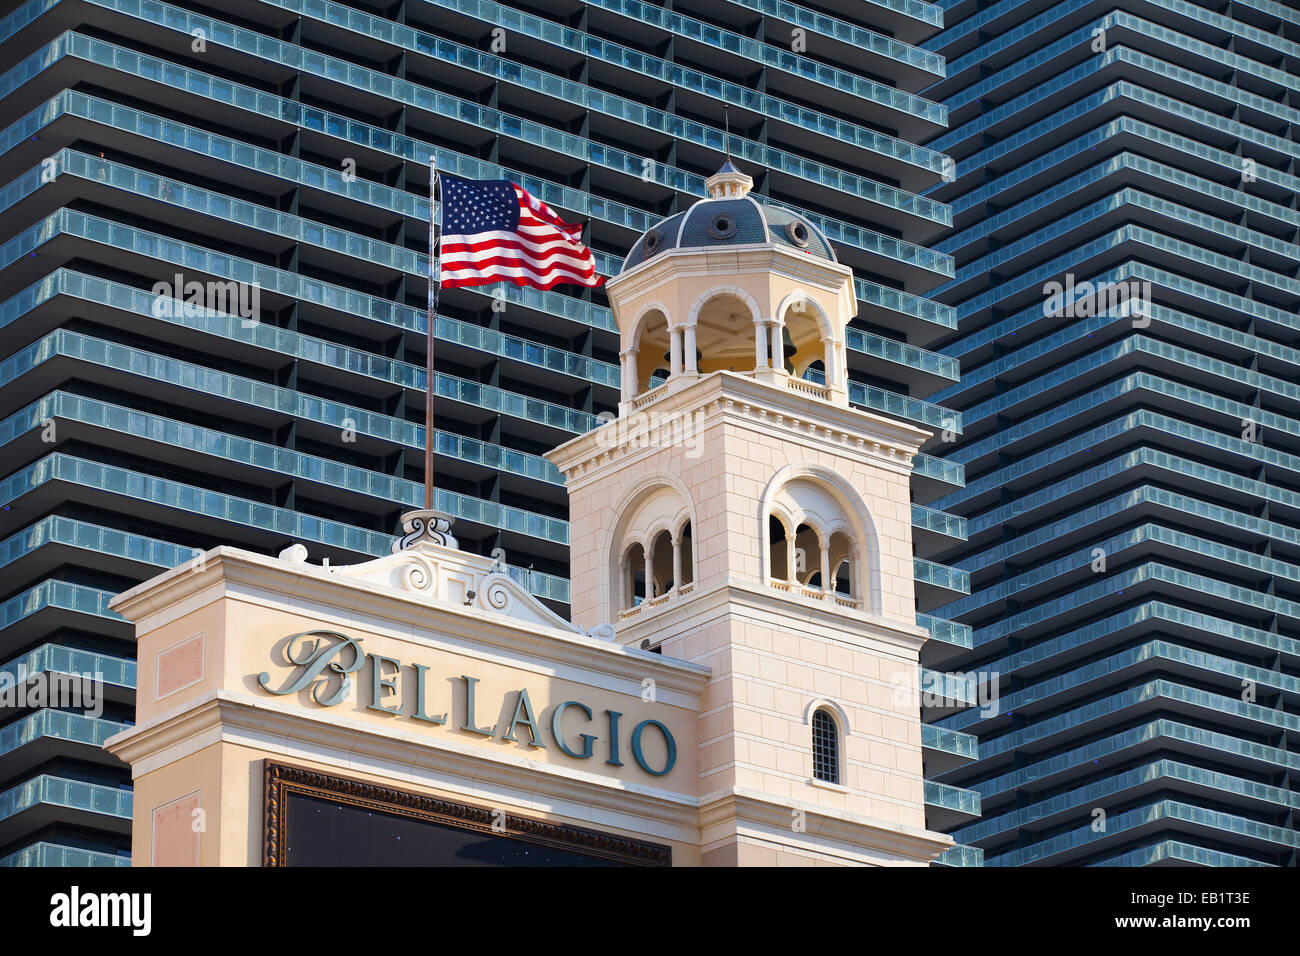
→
(547, 164, 950, 865)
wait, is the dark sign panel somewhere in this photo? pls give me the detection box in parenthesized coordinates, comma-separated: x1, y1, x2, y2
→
(263, 762, 671, 867)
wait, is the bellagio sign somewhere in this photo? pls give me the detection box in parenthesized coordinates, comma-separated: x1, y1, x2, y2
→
(256, 630, 679, 777)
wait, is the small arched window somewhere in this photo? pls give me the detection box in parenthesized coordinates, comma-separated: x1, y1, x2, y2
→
(811, 708, 839, 784)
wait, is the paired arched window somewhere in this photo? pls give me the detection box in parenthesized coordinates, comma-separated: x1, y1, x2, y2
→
(618, 519, 694, 611)
(766, 476, 866, 608)
(811, 708, 840, 784)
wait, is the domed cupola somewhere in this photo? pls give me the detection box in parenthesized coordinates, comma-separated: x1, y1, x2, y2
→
(606, 160, 857, 414)
(622, 163, 837, 273)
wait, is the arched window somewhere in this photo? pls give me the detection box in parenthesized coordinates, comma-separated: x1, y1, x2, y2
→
(769, 514, 790, 581)
(678, 521, 694, 587)
(650, 528, 674, 594)
(811, 708, 840, 784)
(623, 542, 647, 609)
(763, 472, 875, 610)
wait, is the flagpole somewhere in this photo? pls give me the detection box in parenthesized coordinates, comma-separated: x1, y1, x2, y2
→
(425, 157, 439, 511)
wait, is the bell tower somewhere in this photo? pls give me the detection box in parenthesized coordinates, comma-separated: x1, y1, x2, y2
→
(547, 165, 952, 865)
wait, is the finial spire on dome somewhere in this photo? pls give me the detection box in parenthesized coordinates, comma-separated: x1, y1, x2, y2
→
(707, 106, 753, 197)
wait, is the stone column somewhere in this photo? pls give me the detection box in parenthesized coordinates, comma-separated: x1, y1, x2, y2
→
(620, 348, 638, 402)
(820, 542, 831, 598)
(669, 328, 682, 377)
(684, 326, 698, 374)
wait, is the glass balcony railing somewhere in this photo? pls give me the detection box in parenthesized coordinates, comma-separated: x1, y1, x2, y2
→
(1, 272, 600, 456)
(945, 638, 1298, 735)
(958, 337, 1300, 433)
(963, 559, 1300, 649)
(970, 718, 1300, 801)
(945, 523, 1300, 622)
(0, 775, 132, 824)
(387, 0, 947, 136)
(948, 77, 1299, 187)
(848, 381, 961, 433)
(33, 0, 950, 223)
(937, 44, 1300, 156)
(940, 152, 1298, 258)
(942, 0, 1298, 86)
(913, 558, 970, 594)
(956, 758, 1300, 846)
(938, 305, 1300, 413)
(1, 313, 598, 449)
(910, 504, 966, 540)
(923, 780, 981, 815)
(489, 0, 944, 117)
(921, 723, 979, 760)
(49, 117, 951, 290)
(943, 257, 1299, 362)
(0, 710, 132, 759)
(1088, 840, 1275, 868)
(916, 613, 973, 649)
(0, 389, 572, 546)
(2, 208, 943, 423)
(965, 680, 1300, 764)
(948, 11, 1298, 116)
(988, 798, 1300, 866)
(941, 0, 1095, 76)
(961, 441, 1300, 541)
(944, 187, 1298, 292)
(953, 116, 1300, 218)
(932, 842, 984, 867)
(945, 385, 1298, 491)
(846, 328, 958, 382)
(0, 580, 117, 632)
(912, 453, 964, 488)
(0, 31, 958, 290)
(920, 667, 977, 706)
(1, 394, 952, 605)
(669, 0, 945, 77)
(0, 638, 136, 692)
(924, 0, 1030, 50)
(0, 842, 130, 867)
(976, 601, 1299, 690)
(957, 479, 1300, 577)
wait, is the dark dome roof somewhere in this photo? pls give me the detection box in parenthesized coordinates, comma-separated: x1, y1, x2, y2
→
(622, 193, 837, 273)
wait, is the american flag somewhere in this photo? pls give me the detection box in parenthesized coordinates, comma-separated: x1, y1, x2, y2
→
(437, 173, 604, 290)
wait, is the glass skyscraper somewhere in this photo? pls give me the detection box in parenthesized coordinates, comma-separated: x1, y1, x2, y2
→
(924, 0, 1299, 865)
(0, 0, 975, 864)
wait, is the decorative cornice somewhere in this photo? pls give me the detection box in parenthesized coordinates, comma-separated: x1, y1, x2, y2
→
(698, 787, 952, 864)
(550, 370, 930, 485)
(615, 577, 929, 656)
